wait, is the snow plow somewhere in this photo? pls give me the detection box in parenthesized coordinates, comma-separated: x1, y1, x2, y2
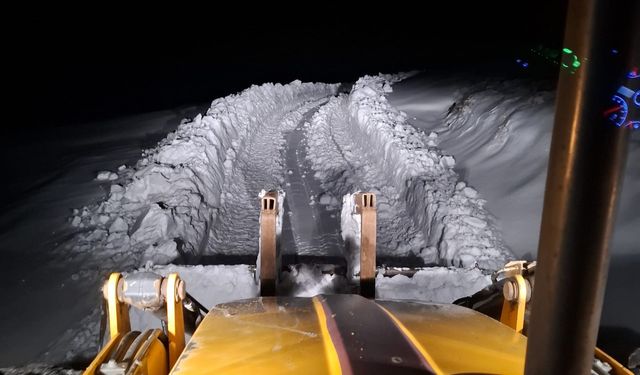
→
(81, 0, 638, 373)
(82, 190, 632, 375)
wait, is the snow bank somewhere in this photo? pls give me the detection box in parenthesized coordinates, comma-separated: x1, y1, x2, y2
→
(66, 81, 338, 269)
(390, 75, 639, 258)
(147, 264, 258, 309)
(377, 267, 490, 303)
(345, 75, 513, 270)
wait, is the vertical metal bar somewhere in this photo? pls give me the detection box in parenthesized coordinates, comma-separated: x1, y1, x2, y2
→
(524, 0, 637, 373)
(104, 272, 130, 340)
(166, 273, 186, 370)
(356, 193, 376, 298)
(499, 275, 528, 334)
(259, 191, 279, 296)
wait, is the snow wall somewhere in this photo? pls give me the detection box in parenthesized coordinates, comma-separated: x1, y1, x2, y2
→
(68, 81, 339, 268)
(346, 76, 514, 270)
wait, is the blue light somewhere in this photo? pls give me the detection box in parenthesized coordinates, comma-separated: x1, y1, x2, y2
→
(617, 85, 635, 98)
(611, 49, 619, 55)
(609, 95, 628, 127)
(522, 62, 529, 68)
(631, 121, 639, 130)
(634, 90, 640, 107)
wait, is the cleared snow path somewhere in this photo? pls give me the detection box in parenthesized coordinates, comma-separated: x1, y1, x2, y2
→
(307, 96, 429, 261)
(281, 104, 345, 257)
(206, 99, 332, 256)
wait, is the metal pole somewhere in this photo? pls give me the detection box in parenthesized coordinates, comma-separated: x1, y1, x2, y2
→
(525, 0, 637, 373)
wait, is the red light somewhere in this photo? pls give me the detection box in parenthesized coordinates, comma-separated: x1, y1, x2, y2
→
(603, 106, 621, 116)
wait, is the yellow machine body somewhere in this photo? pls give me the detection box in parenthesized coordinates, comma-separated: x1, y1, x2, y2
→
(83, 196, 632, 375)
(85, 272, 632, 375)
(171, 296, 527, 375)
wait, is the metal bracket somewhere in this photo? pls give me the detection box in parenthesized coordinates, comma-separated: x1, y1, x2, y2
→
(259, 191, 279, 296)
(165, 273, 186, 369)
(499, 266, 531, 334)
(356, 193, 376, 298)
(491, 260, 536, 284)
(92, 272, 186, 372)
(103, 273, 131, 340)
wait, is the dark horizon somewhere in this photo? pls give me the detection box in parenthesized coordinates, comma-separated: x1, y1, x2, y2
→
(12, 3, 568, 130)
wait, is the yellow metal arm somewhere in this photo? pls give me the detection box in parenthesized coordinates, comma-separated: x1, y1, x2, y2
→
(499, 274, 528, 333)
(105, 272, 131, 339)
(166, 273, 186, 370)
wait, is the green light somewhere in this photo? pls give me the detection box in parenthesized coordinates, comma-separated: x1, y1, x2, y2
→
(572, 60, 581, 68)
(561, 63, 569, 68)
(562, 47, 573, 54)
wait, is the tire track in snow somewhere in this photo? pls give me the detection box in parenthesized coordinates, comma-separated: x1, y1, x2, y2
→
(281, 104, 344, 257)
(307, 95, 429, 260)
(345, 76, 512, 270)
(207, 99, 333, 255)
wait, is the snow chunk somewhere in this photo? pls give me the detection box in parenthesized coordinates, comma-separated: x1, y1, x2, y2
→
(140, 240, 180, 265)
(96, 171, 118, 181)
(131, 204, 176, 245)
(318, 192, 338, 207)
(440, 155, 456, 168)
(109, 217, 128, 233)
(377, 267, 491, 303)
(70, 216, 81, 227)
(463, 187, 478, 198)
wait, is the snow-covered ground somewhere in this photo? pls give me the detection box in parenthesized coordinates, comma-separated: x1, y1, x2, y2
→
(1, 72, 637, 368)
(388, 73, 640, 336)
(0, 105, 205, 366)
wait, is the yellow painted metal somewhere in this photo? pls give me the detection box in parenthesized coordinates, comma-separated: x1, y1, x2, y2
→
(82, 330, 169, 375)
(86, 270, 633, 374)
(500, 274, 528, 333)
(106, 272, 131, 340)
(166, 273, 186, 370)
(311, 297, 344, 375)
(128, 329, 169, 375)
(380, 300, 527, 375)
(171, 298, 331, 375)
(171, 297, 529, 375)
(83, 333, 124, 375)
(594, 347, 633, 375)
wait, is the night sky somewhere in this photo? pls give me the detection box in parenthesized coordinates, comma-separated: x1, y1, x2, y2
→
(11, 3, 568, 131)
